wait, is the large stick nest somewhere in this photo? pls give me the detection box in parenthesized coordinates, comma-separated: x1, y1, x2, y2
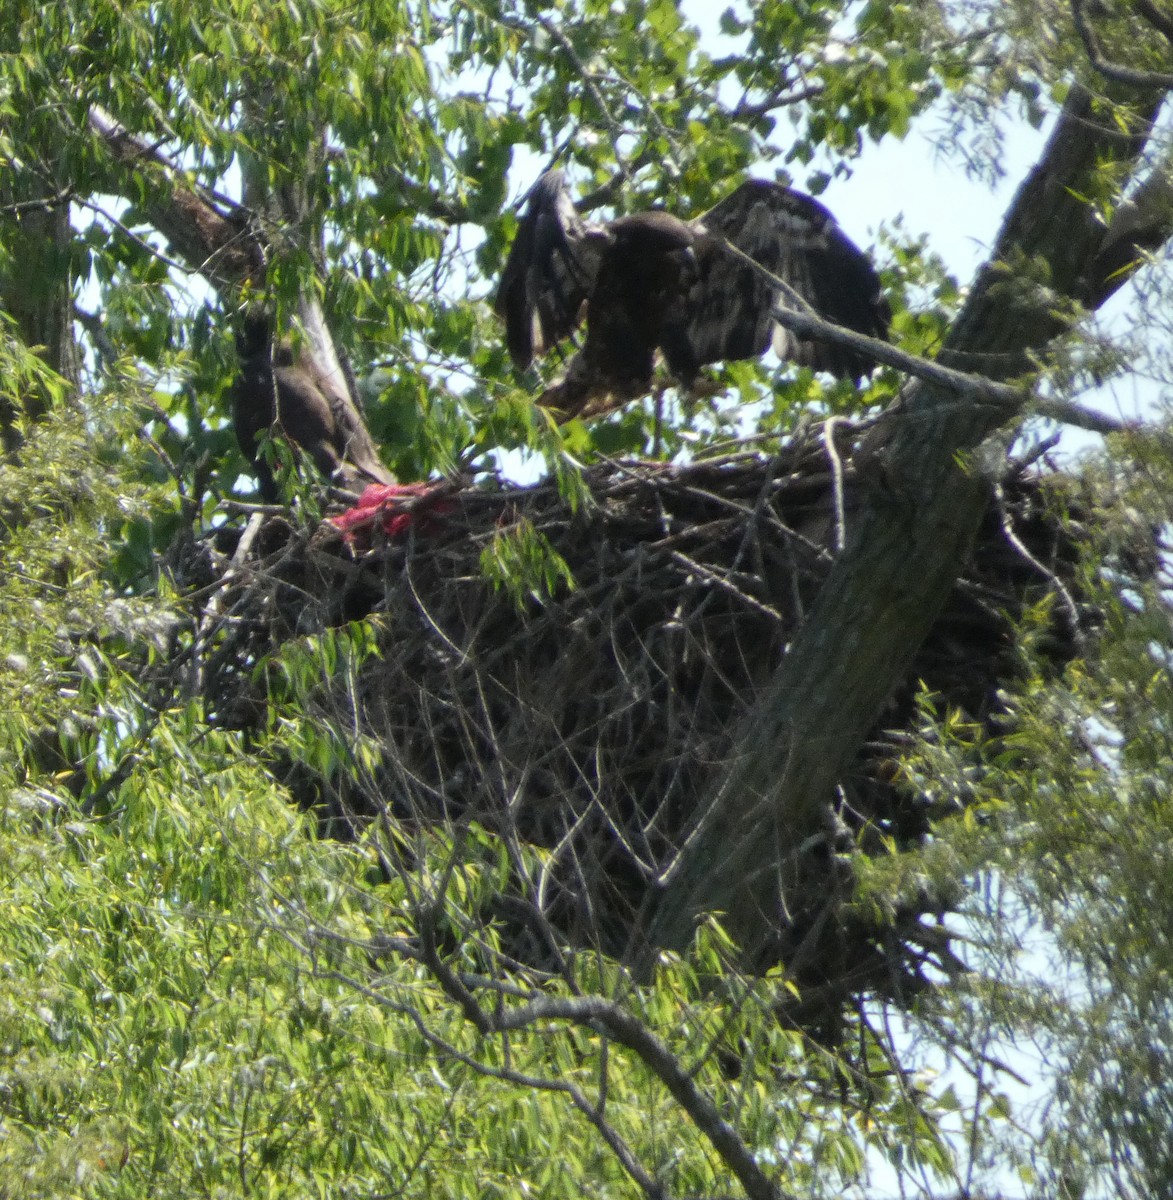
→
(177, 420, 1097, 1030)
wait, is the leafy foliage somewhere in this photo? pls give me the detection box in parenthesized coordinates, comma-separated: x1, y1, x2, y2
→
(882, 433, 1173, 1199)
(3, 0, 1173, 1196)
(0, 599, 956, 1200)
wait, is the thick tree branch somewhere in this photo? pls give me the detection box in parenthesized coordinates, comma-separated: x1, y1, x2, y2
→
(731, 81, 825, 121)
(724, 224, 1163, 436)
(419, 960, 788, 1200)
(87, 104, 264, 291)
(649, 83, 1170, 962)
(0, 187, 73, 217)
(491, 996, 785, 1200)
(302, 907, 785, 1200)
(763, 300, 1150, 435)
(383, 165, 474, 225)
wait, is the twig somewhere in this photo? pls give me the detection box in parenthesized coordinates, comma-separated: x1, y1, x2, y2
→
(532, 15, 630, 170)
(669, 550, 786, 623)
(993, 479, 1085, 651)
(188, 511, 266, 695)
(0, 187, 73, 216)
(821, 417, 848, 553)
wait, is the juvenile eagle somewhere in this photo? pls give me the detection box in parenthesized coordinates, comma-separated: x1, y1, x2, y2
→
(495, 170, 890, 420)
(231, 311, 393, 500)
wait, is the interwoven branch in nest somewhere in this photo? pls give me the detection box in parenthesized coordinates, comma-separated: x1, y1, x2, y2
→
(175, 422, 1094, 1030)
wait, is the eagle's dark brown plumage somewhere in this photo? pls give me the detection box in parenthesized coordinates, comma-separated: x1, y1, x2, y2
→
(231, 312, 393, 500)
(495, 170, 891, 420)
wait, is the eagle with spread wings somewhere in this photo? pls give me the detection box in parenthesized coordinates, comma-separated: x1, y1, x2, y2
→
(495, 170, 890, 420)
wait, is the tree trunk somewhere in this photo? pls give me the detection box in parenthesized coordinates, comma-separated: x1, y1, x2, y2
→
(649, 83, 1170, 961)
(0, 181, 80, 446)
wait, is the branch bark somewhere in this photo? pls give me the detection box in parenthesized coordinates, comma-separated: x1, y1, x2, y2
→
(648, 83, 1170, 962)
(88, 104, 264, 293)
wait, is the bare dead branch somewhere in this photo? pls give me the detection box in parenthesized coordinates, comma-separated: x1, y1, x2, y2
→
(1029, 395, 1134, 433)
(821, 417, 848, 553)
(721, 239, 1155, 436)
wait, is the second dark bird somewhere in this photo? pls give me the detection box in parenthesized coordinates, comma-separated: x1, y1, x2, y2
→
(231, 311, 393, 501)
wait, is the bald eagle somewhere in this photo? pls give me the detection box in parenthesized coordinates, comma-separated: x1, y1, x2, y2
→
(231, 311, 393, 500)
(495, 170, 890, 420)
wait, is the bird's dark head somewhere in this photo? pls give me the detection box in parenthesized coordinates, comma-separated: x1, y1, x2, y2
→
(235, 307, 274, 360)
(609, 210, 695, 252)
(528, 168, 568, 209)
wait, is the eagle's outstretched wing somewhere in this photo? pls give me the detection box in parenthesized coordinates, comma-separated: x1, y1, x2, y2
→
(494, 169, 606, 371)
(691, 180, 890, 382)
(495, 173, 890, 421)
